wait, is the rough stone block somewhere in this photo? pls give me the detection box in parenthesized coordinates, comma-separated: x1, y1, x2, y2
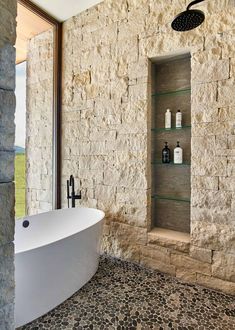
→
(196, 273, 235, 295)
(191, 176, 219, 191)
(191, 189, 232, 211)
(227, 157, 235, 177)
(0, 0, 17, 14)
(190, 246, 212, 264)
(0, 303, 14, 330)
(192, 48, 222, 64)
(0, 89, 15, 150)
(192, 122, 233, 137)
(121, 100, 148, 124)
(116, 36, 139, 64)
(206, 0, 235, 13)
(140, 245, 171, 264)
(212, 252, 235, 282)
(129, 83, 148, 102)
(118, 14, 145, 40)
(74, 70, 91, 86)
(114, 133, 147, 152)
(228, 135, 235, 149)
(191, 205, 234, 224)
(191, 156, 227, 176)
(128, 58, 149, 80)
(102, 223, 110, 236)
(192, 59, 229, 83)
(0, 243, 14, 309)
(218, 106, 235, 122)
(219, 177, 235, 192)
(39, 201, 52, 212)
(0, 43, 15, 90)
(191, 104, 218, 124)
(91, 22, 118, 46)
(192, 82, 217, 105)
(101, 200, 148, 228)
(176, 269, 197, 283)
(101, 1, 128, 23)
(140, 256, 176, 276)
(229, 57, 235, 80)
(191, 221, 235, 252)
(94, 185, 116, 201)
(218, 79, 235, 106)
(139, 33, 204, 58)
(110, 78, 129, 102)
(0, 183, 14, 245)
(171, 254, 211, 275)
(104, 165, 147, 189)
(0, 4, 16, 45)
(116, 188, 147, 205)
(0, 130, 15, 151)
(102, 222, 147, 260)
(0, 151, 14, 182)
(204, 9, 235, 34)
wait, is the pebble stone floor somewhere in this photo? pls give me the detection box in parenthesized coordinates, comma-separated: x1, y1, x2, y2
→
(20, 255, 235, 330)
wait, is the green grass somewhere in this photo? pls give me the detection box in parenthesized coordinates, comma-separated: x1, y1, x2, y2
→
(15, 154, 26, 219)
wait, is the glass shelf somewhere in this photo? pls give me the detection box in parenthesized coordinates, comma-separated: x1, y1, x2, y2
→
(151, 125, 191, 133)
(152, 87, 191, 97)
(152, 161, 190, 166)
(151, 194, 191, 203)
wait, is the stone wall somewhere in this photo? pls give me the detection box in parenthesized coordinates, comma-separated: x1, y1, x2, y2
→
(0, 0, 16, 328)
(61, 0, 235, 294)
(26, 29, 54, 215)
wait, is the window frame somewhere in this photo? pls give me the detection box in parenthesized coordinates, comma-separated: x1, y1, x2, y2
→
(18, 0, 62, 209)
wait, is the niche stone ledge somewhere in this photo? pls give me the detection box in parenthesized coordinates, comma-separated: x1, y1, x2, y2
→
(148, 228, 190, 253)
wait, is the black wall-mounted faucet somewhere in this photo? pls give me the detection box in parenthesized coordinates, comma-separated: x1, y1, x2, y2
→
(67, 175, 81, 208)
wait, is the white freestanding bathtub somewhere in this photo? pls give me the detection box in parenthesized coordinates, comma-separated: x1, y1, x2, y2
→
(14, 207, 105, 328)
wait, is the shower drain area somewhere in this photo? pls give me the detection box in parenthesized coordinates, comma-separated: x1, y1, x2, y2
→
(19, 255, 235, 330)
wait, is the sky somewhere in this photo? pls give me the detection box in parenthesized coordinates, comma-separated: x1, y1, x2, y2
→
(15, 62, 26, 148)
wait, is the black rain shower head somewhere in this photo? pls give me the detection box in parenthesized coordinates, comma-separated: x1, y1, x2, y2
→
(171, 0, 205, 32)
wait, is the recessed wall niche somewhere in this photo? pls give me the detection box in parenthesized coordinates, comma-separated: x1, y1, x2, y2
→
(151, 54, 191, 233)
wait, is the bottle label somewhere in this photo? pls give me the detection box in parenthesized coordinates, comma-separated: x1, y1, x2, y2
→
(162, 149, 170, 163)
(174, 148, 183, 164)
(165, 111, 171, 129)
(176, 113, 182, 128)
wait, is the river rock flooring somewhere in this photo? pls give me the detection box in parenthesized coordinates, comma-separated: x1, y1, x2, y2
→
(20, 255, 235, 330)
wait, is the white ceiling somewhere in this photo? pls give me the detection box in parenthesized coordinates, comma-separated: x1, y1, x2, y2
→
(31, 0, 102, 22)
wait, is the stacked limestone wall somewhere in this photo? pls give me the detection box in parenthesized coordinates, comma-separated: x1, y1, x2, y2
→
(0, 0, 16, 328)
(60, 0, 235, 294)
(26, 29, 54, 215)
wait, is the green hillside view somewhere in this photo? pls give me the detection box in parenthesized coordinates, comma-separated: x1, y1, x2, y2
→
(15, 153, 26, 218)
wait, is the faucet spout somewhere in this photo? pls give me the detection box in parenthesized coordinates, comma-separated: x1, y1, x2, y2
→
(69, 175, 74, 187)
(69, 175, 75, 197)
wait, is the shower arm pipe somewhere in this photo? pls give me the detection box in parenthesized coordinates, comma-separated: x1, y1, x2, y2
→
(187, 0, 204, 10)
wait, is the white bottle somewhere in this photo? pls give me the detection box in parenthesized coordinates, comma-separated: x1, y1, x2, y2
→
(176, 110, 182, 128)
(165, 109, 171, 129)
(174, 141, 183, 164)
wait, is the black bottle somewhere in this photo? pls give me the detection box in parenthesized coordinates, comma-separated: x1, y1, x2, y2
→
(162, 142, 171, 163)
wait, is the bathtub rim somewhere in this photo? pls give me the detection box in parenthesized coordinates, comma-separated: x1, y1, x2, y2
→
(15, 207, 105, 255)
